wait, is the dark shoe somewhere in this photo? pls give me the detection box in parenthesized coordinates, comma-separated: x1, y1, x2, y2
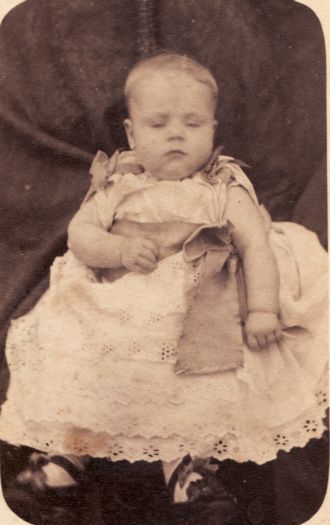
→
(16, 452, 87, 489)
(3, 452, 103, 525)
(168, 456, 239, 525)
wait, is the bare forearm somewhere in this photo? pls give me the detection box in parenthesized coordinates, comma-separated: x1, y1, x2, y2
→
(225, 185, 282, 348)
(68, 222, 125, 268)
(242, 244, 279, 314)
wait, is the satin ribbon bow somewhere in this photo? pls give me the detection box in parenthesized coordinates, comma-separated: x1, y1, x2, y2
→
(89, 149, 143, 192)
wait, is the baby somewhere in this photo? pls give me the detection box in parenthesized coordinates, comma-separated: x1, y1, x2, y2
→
(0, 53, 327, 511)
(69, 53, 282, 350)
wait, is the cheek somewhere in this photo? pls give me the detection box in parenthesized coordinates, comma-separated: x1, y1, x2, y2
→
(136, 131, 160, 149)
(140, 137, 163, 160)
(135, 141, 160, 168)
(191, 130, 214, 152)
(202, 127, 215, 142)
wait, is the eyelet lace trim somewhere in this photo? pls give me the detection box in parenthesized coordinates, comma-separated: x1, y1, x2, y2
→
(1, 391, 327, 464)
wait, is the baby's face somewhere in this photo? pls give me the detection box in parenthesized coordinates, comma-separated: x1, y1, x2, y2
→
(124, 70, 217, 180)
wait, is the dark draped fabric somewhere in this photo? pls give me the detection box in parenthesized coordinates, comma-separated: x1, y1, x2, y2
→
(0, 0, 326, 347)
(0, 1, 327, 524)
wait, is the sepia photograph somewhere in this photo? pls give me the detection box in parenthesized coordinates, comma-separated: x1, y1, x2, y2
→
(0, 1, 328, 524)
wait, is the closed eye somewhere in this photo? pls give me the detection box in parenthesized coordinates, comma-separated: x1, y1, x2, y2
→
(183, 113, 208, 127)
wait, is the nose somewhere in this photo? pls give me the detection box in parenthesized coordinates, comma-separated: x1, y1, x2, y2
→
(166, 120, 185, 141)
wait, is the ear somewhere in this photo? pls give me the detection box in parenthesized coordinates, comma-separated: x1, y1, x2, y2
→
(124, 119, 135, 149)
(213, 119, 218, 130)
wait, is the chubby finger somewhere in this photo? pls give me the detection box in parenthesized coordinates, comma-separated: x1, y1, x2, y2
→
(275, 327, 283, 343)
(137, 255, 158, 271)
(128, 263, 143, 273)
(256, 334, 268, 348)
(266, 332, 276, 345)
(139, 246, 157, 263)
(129, 263, 152, 274)
(142, 238, 159, 257)
(246, 333, 259, 350)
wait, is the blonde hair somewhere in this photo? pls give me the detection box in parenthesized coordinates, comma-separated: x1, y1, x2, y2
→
(124, 52, 218, 113)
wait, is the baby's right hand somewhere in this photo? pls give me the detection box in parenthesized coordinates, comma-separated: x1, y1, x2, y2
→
(120, 236, 159, 273)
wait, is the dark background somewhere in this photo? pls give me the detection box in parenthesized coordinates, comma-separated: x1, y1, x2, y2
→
(0, 1, 327, 524)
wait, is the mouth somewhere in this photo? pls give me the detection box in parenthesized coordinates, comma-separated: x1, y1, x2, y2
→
(165, 150, 186, 157)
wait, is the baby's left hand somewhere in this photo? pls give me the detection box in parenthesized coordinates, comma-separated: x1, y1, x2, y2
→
(244, 311, 282, 350)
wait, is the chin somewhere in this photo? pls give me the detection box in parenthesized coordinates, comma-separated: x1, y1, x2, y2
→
(158, 164, 193, 181)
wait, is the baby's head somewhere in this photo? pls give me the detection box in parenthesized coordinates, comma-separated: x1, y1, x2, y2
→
(123, 53, 218, 181)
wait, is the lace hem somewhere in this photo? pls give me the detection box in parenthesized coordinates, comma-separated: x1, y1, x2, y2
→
(1, 400, 327, 465)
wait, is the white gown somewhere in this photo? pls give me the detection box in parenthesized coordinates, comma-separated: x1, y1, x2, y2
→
(0, 155, 327, 464)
